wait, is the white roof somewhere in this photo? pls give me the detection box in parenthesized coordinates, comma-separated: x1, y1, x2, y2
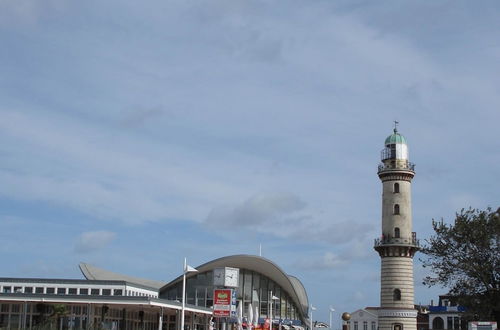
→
(79, 263, 166, 290)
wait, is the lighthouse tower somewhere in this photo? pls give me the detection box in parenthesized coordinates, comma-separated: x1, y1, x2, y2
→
(374, 125, 420, 330)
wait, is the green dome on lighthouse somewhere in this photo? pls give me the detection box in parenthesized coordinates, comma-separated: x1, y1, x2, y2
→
(385, 128, 407, 145)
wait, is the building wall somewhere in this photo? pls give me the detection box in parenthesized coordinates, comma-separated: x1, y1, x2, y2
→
(161, 268, 303, 324)
(380, 257, 415, 308)
(348, 309, 378, 330)
(381, 180, 413, 238)
(0, 280, 158, 298)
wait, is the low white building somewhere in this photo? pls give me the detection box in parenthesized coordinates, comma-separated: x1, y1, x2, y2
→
(347, 308, 379, 330)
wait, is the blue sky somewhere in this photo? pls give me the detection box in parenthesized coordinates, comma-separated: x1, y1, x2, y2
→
(1, 0, 499, 326)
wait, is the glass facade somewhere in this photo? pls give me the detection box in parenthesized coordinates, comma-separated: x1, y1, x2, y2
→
(0, 303, 193, 330)
(161, 268, 302, 323)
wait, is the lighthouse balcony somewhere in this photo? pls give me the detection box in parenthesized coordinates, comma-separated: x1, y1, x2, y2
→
(378, 162, 415, 173)
(374, 233, 420, 248)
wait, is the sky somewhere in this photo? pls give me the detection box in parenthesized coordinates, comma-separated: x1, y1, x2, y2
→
(1, 0, 499, 326)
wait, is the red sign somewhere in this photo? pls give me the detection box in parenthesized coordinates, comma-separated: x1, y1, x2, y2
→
(213, 289, 232, 317)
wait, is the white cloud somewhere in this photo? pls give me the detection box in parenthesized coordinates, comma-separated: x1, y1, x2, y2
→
(74, 231, 116, 253)
(352, 291, 366, 303)
(205, 191, 306, 227)
(294, 252, 348, 271)
(0, 0, 67, 26)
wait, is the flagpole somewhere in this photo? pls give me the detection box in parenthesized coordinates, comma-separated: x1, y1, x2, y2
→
(181, 257, 187, 330)
(269, 291, 272, 329)
(181, 258, 198, 330)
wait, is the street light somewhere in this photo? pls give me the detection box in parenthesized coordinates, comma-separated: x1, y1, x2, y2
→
(310, 305, 316, 330)
(181, 258, 198, 330)
(329, 307, 335, 330)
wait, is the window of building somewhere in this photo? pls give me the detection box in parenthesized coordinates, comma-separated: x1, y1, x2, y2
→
(102, 289, 111, 296)
(35, 287, 44, 294)
(447, 317, 453, 330)
(114, 289, 123, 296)
(244, 271, 252, 301)
(393, 289, 401, 301)
(46, 288, 55, 294)
(394, 204, 400, 215)
(433, 317, 444, 330)
(2, 286, 11, 293)
(394, 227, 400, 238)
(372, 322, 376, 330)
(68, 288, 77, 294)
(390, 145, 396, 158)
(91, 288, 100, 295)
(14, 286, 22, 293)
(354, 322, 358, 330)
(394, 183, 400, 193)
(80, 288, 89, 295)
(24, 287, 33, 293)
(57, 288, 66, 295)
(394, 324, 403, 330)
(364, 321, 368, 330)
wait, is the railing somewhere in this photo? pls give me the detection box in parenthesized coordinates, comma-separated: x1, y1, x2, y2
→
(374, 232, 420, 247)
(377, 162, 415, 173)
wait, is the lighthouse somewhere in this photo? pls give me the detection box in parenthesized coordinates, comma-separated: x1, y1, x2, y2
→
(374, 125, 420, 330)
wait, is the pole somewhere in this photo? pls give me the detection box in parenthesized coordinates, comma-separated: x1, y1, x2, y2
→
(181, 258, 187, 330)
(309, 305, 315, 330)
(310, 309, 312, 330)
(329, 308, 335, 330)
(269, 291, 272, 330)
(159, 307, 164, 330)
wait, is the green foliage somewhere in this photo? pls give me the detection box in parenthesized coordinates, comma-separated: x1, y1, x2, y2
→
(51, 304, 68, 318)
(421, 207, 500, 324)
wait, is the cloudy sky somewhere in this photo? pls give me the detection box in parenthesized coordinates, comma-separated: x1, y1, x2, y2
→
(1, 0, 499, 325)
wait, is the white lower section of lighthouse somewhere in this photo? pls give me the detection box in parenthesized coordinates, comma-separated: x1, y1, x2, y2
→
(381, 257, 415, 308)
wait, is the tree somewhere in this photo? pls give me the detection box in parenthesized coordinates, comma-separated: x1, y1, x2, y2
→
(421, 207, 500, 324)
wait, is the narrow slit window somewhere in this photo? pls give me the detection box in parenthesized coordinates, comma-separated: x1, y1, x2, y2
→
(393, 289, 401, 301)
(394, 183, 400, 193)
(394, 227, 400, 238)
(394, 204, 400, 215)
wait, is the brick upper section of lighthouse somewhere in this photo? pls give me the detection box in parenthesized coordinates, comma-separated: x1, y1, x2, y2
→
(375, 158, 419, 330)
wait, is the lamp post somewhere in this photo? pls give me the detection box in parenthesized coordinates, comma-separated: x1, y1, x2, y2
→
(181, 258, 198, 330)
(310, 305, 316, 330)
(329, 307, 335, 330)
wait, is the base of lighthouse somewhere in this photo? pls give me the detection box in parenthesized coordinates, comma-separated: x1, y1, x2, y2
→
(378, 309, 418, 330)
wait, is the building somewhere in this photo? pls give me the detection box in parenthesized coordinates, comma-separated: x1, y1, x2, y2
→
(428, 295, 466, 330)
(347, 305, 429, 330)
(160, 255, 309, 328)
(374, 126, 420, 330)
(0, 255, 309, 330)
(347, 308, 378, 330)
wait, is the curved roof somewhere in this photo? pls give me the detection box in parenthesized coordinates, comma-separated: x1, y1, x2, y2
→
(160, 255, 309, 318)
(385, 129, 407, 145)
(79, 263, 166, 290)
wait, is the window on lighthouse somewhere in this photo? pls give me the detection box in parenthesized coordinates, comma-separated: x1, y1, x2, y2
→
(394, 227, 400, 238)
(394, 204, 400, 215)
(394, 183, 400, 193)
(393, 289, 401, 301)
